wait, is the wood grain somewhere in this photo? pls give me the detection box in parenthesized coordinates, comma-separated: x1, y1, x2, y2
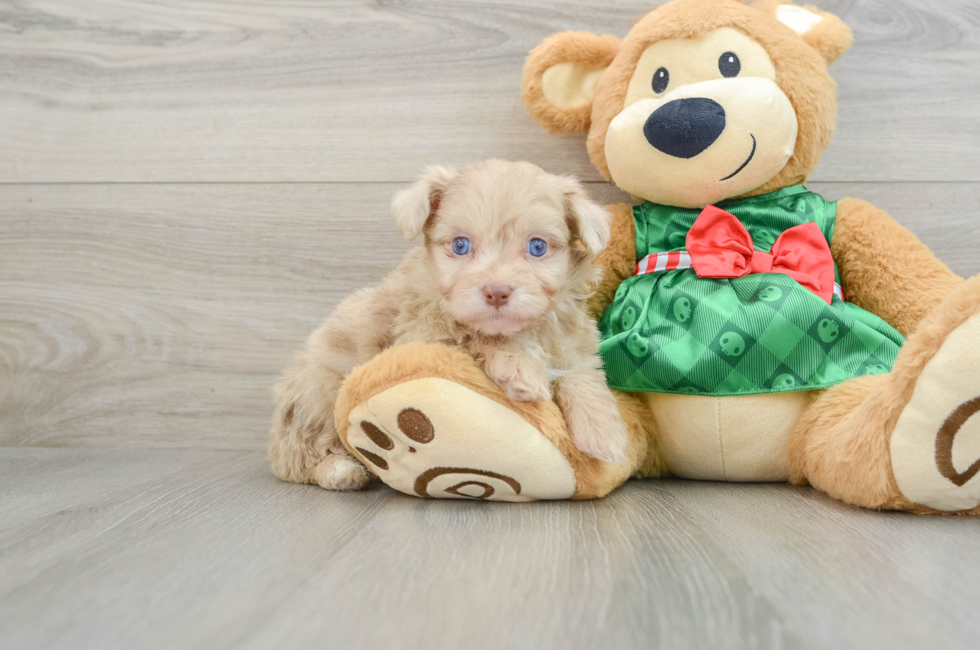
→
(1, 0, 978, 183)
(1, 448, 978, 650)
(2, 181, 979, 450)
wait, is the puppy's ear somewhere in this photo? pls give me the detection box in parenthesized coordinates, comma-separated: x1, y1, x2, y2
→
(754, 1, 853, 64)
(561, 178, 610, 256)
(522, 31, 620, 134)
(391, 165, 457, 240)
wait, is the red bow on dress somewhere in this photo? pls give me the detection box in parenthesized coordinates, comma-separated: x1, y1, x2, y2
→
(686, 205, 836, 304)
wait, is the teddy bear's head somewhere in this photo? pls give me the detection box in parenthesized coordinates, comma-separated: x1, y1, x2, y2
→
(522, 0, 853, 209)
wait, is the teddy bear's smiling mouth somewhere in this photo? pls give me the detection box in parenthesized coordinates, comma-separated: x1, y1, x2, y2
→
(720, 134, 757, 182)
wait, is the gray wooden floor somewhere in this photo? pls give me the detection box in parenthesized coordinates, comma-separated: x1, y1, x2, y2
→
(1, 1, 979, 649)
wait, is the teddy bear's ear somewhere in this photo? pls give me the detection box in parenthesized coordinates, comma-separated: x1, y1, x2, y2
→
(391, 165, 457, 240)
(754, 1, 853, 65)
(522, 31, 620, 134)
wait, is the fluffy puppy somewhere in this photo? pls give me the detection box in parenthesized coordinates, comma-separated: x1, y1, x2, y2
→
(269, 159, 629, 491)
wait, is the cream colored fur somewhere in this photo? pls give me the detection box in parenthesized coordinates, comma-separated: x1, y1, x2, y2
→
(269, 160, 628, 490)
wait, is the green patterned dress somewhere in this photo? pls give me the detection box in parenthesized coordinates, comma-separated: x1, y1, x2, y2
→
(598, 186, 905, 396)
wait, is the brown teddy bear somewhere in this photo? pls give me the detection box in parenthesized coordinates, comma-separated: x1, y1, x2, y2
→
(329, 0, 980, 513)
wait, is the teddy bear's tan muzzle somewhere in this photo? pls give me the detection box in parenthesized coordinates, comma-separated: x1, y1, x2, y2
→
(606, 77, 798, 209)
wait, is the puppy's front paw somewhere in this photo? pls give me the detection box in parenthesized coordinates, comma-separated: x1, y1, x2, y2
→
(567, 408, 629, 465)
(314, 453, 372, 491)
(502, 378, 551, 403)
(484, 351, 551, 402)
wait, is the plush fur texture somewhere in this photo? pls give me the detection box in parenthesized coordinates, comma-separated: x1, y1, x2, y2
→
(831, 198, 963, 337)
(521, 32, 621, 135)
(752, 1, 855, 64)
(269, 160, 629, 491)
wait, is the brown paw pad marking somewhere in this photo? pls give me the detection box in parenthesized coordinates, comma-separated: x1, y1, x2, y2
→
(446, 482, 496, 499)
(354, 408, 434, 472)
(360, 421, 393, 450)
(355, 447, 388, 471)
(414, 467, 521, 500)
(936, 396, 980, 487)
(397, 408, 434, 443)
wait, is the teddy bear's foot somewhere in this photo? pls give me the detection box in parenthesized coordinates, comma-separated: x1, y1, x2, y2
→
(891, 315, 980, 512)
(343, 377, 577, 501)
(891, 310, 980, 513)
(790, 277, 980, 514)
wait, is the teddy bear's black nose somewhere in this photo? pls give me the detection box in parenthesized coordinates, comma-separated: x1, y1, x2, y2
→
(643, 98, 726, 159)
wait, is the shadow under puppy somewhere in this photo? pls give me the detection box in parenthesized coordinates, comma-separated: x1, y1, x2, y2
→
(269, 159, 628, 490)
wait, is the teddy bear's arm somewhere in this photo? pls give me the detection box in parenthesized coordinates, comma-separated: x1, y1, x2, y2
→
(587, 203, 636, 320)
(831, 198, 963, 337)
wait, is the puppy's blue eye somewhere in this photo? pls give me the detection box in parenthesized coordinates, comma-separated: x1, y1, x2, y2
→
(452, 237, 471, 255)
(528, 238, 548, 257)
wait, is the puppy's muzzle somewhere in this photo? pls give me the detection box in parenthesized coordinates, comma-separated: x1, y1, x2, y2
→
(643, 98, 726, 159)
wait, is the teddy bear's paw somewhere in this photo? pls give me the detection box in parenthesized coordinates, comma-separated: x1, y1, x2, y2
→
(313, 453, 373, 491)
(891, 314, 980, 513)
(343, 377, 576, 501)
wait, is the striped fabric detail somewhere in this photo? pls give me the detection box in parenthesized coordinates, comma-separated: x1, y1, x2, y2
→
(635, 251, 693, 275)
(635, 251, 845, 301)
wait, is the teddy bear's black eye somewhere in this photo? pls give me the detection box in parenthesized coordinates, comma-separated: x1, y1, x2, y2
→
(652, 67, 670, 94)
(719, 52, 741, 78)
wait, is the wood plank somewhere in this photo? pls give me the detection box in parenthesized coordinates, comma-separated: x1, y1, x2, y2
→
(656, 480, 980, 650)
(1, 0, 978, 183)
(1, 448, 978, 650)
(0, 448, 396, 650)
(2, 181, 979, 449)
(0, 183, 409, 449)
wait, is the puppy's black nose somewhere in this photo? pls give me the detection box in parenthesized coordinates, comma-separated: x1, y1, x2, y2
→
(643, 98, 726, 159)
(482, 285, 512, 307)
